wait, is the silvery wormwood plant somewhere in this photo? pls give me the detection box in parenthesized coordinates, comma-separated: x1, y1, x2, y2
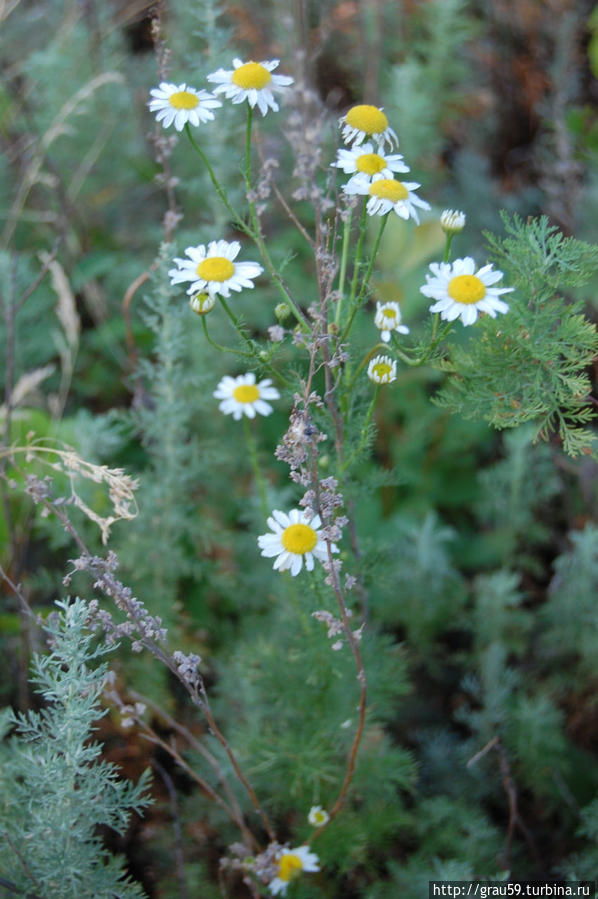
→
(0, 597, 151, 899)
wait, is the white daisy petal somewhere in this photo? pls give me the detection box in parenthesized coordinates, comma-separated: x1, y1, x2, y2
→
(272, 510, 290, 528)
(253, 400, 273, 416)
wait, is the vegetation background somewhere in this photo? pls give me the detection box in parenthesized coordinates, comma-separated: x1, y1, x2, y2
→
(2, 0, 598, 896)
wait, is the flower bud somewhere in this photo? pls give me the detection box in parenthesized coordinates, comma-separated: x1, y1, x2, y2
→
(440, 209, 466, 234)
(275, 302, 291, 321)
(189, 292, 215, 315)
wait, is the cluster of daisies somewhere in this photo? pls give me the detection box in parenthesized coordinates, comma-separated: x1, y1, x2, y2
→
(329, 105, 513, 383)
(149, 57, 294, 129)
(333, 104, 429, 225)
(154, 68, 514, 586)
(151, 61, 293, 308)
(152, 62, 516, 590)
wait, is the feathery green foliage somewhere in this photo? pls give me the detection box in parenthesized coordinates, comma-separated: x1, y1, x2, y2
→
(0, 598, 150, 898)
(435, 214, 598, 456)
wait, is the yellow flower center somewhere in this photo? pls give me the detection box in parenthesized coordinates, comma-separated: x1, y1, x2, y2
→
(169, 90, 199, 110)
(232, 384, 260, 404)
(345, 104, 388, 135)
(382, 308, 397, 319)
(448, 274, 486, 305)
(369, 179, 408, 202)
(372, 362, 393, 379)
(196, 257, 235, 282)
(281, 523, 318, 555)
(312, 810, 327, 824)
(278, 854, 304, 883)
(356, 152, 387, 175)
(232, 62, 272, 90)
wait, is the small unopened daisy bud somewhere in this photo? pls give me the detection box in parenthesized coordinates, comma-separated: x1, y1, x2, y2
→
(367, 354, 397, 385)
(440, 209, 466, 234)
(275, 302, 291, 321)
(189, 292, 216, 315)
(308, 806, 330, 827)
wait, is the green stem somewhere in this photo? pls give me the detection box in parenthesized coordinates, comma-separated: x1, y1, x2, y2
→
(187, 114, 307, 332)
(184, 124, 249, 235)
(244, 416, 268, 519)
(342, 215, 388, 343)
(349, 202, 368, 303)
(218, 295, 249, 337)
(216, 297, 292, 388)
(416, 320, 456, 366)
(335, 209, 352, 327)
(201, 315, 252, 356)
(443, 233, 454, 263)
(244, 104, 253, 195)
(342, 386, 380, 473)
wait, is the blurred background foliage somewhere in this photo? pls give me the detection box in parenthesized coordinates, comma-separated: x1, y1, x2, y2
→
(2, 0, 598, 896)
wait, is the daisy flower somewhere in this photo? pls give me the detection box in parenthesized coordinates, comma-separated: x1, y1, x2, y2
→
(339, 104, 398, 150)
(375, 301, 409, 342)
(367, 355, 397, 385)
(148, 82, 222, 131)
(169, 240, 263, 299)
(420, 257, 513, 326)
(332, 141, 409, 191)
(269, 846, 320, 896)
(308, 806, 330, 827)
(213, 373, 280, 420)
(344, 174, 430, 224)
(257, 509, 338, 577)
(207, 58, 293, 116)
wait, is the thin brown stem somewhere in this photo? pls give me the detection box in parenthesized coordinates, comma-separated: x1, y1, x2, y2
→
(152, 758, 189, 899)
(199, 685, 276, 843)
(122, 270, 151, 367)
(129, 689, 255, 849)
(0, 563, 37, 622)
